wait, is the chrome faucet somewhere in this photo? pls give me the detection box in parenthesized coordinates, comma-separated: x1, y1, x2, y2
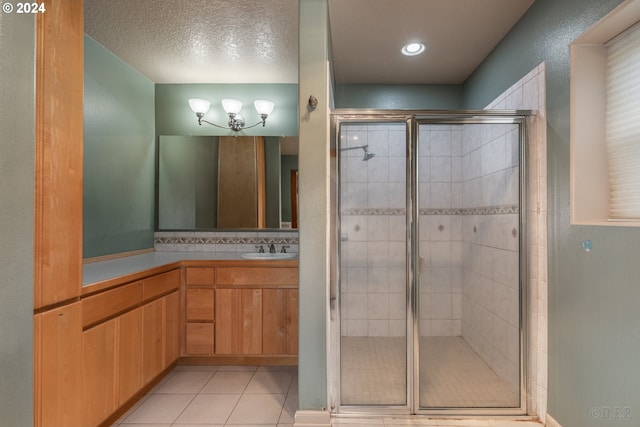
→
(280, 245, 290, 253)
(255, 245, 265, 253)
(268, 243, 276, 253)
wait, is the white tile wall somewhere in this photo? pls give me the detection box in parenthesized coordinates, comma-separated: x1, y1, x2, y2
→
(485, 62, 548, 420)
(341, 123, 408, 338)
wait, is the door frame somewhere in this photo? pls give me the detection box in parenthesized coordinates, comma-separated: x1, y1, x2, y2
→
(329, 110, 530, 417)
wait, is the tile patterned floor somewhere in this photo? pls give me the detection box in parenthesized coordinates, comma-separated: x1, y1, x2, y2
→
(332, 418, 542, 426)
(112, 362, 539, 427)
(111, 365, 297, 427)
(341, 336, 518, 407)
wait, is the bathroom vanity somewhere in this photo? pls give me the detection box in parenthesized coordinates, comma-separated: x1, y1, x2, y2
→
(35, 252, 298, 427)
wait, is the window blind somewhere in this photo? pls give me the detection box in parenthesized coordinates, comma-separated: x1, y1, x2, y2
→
(606, 22, 640, 219)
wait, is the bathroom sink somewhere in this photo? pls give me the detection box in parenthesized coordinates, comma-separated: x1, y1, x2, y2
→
(241, 252, 297, 260)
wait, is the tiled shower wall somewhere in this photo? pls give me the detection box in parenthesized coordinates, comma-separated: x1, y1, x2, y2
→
(418, 126, 464, 337)
(483, 62, 548, 420)
(460, 122, 521, 390)
(340, 124, 407, 337)
(340, 120, 520, 347)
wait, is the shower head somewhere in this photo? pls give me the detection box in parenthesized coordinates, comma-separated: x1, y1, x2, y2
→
(340, 144, 376, 161)
(362, 145, 375, 161)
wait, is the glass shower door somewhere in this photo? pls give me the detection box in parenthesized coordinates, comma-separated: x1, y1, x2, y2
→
(332, 112, 527, 415)
(338, 121, 409, 408)
(416, 121, 522, 410)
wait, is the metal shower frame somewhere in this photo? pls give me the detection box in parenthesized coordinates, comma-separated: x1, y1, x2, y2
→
(328, 109, 531, 419)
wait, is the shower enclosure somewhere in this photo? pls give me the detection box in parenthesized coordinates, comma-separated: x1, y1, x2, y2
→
(330, 110, 528, 416)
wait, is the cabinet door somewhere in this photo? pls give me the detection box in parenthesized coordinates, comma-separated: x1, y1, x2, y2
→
(215, 289, 262, 354)
(34, 0, 83, 309)
(34, 302, 83, 427)
(117, 307, 143, 406)
(82, 318, 117, 427)
(186, 323, 214, 355)
(263, 289, 299, 355)
(186, 288, 214, 321)
(164, 291, 180, 366)
(185, 267, 214, 286)
(142, 298, 164, 384)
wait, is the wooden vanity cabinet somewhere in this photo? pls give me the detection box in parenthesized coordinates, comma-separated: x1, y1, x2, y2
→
(213, 266, 299, 358)
(82, 318, 117, 427)
(263, 288, 299, 355)
(215, 288, 263, 354)
(117, 307, 143, 406)
(184, 268, 215, 355)
(77, 270, 180, 427)
(34, 302, 83, 427)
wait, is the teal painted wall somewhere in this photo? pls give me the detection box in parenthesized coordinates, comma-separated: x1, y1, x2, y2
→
(464, 1, 640, 426)
(158, 135, 219, 229)
(84, 35, 156, 258)
(334, 83, 463, 109)
(155, 84, 298, 137)
(0, 13, 34, 426)
(298, 0, 331, 411)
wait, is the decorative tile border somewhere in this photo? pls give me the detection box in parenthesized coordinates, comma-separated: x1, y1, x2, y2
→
(154, 235, 299, 245)
(341, 205, 519, 216)
(154, 231, 299, 252)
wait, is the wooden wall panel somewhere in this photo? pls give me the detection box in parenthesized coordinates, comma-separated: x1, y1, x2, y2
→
(34, 0, 84, 308)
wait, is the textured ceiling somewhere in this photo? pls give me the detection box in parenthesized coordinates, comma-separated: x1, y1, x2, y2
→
(85, 0, 534, 85)
(85, 0, 299, 83)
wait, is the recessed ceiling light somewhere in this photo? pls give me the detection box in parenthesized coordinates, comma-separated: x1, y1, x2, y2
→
(401, 42, 425, 56)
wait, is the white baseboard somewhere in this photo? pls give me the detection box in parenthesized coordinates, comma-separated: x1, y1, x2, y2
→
(294, 409, 331, 427)
(546, 413, 562, 427)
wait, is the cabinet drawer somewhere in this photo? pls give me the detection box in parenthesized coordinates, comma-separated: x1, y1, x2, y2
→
(186, 288, 214, 321)
(142, 269, 180, 300)
(186, 323, 214, 355)
(82, 282, 143, 328)
(216, 267, 298, 287)
(185, 267, 214, 286)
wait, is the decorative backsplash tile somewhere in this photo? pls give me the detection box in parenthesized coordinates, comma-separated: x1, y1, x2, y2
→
(154, 231, 299, 253)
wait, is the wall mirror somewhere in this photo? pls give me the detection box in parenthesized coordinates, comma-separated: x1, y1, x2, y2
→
(157, 135, 298, 230)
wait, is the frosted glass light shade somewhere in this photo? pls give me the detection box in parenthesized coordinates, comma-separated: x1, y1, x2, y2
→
(188, 98, 210, 114)
(221, 98, 243, 114)
(254, 100, 275, 115)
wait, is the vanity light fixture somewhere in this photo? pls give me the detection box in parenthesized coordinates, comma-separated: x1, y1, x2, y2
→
(401, 42, 425, 56)
(188, 98, 275, 132)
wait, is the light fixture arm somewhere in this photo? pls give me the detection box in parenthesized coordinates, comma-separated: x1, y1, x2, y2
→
(189, 98, 274, 132)
(196, 115, 266, 131)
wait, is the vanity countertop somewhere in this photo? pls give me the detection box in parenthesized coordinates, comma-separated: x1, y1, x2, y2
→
(82, 251, 298, 290)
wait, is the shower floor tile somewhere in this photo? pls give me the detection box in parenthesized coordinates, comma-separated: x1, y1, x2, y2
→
(340, 336, 518, 408)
